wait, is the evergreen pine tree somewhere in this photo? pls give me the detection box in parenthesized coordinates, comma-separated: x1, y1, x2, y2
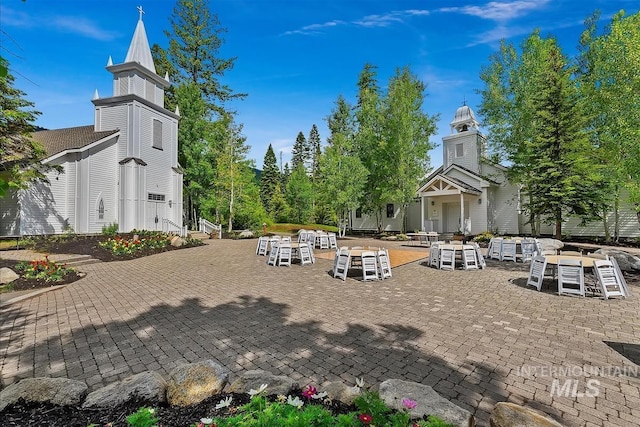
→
(291, 132, 309, 171)
(309, 124, 322, 179)
(260, 144, 280, 212)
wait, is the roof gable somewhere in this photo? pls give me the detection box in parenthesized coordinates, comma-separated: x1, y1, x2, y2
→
(32, 125, 119, 157)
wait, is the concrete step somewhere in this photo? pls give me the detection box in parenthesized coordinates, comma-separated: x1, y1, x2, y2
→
(53, 254, 101, 267)
(188, 231, 211, 240)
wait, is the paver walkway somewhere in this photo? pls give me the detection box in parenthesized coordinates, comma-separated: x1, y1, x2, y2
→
(1, 238, 639, 426)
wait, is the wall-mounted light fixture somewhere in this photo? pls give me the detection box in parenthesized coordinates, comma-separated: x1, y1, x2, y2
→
(431, 200, 435, 206)
(169, 200, 173, 208)
(478, 198, 482, 205)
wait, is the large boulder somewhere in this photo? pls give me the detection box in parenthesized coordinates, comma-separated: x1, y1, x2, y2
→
(166, 360, 229, 406)
(378, 379, 473, 427)
(0, 377, 88, 411)
(538, 239, 563, 252)
(170, 236, 184, 247)
(238, 230, 254, 238)
(490, 402, 563, 427)
(82, 371, 167, 408)
(321, 380, 362, 405)
(226, 370, 297, 396)
(0, 267, 19, 285)
(594, 249, 640, 271)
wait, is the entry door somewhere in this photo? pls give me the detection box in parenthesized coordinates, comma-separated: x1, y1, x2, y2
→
(443, 202, 470, 232)
(146, 194, 166, 231)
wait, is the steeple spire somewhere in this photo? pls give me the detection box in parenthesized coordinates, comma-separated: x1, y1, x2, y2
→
(124, 6, 156, 73)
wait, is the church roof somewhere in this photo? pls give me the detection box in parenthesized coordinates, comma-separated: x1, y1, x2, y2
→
(32, 125, 119, 157)
(124, 16, 156, 73)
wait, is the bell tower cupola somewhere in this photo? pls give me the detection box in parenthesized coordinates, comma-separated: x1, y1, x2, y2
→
(442, 103, 486, 173)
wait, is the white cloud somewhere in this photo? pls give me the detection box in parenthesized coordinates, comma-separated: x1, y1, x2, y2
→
(282, 9, 429, 35)
(51, 16, 118, 41)
(440, 0, 550, 22)
(0, 6, 117, 41)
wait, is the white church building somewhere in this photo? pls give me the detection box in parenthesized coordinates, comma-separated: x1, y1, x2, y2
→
(351, 104, 640, 238)
(0, 12, 183, 237)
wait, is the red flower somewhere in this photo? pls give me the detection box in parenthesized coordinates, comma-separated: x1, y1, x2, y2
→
(302, 384, 317, 399)
(359, 413, 372, 424)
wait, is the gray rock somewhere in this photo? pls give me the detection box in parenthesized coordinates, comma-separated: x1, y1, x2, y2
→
(538, 238, 564, 251)
(226, 369, 297, 396)
(82, 371, 167, 408)
(0, 377, 88, 411)
(320, 381, 361, 405)
(166, 360, 229, 406)
(594, 249, 640, 271)
(238, 230, 254, 238)
(170, 236, 184, 247)
(0, 267, 19, 285)
(379, 379, 473, 427)
(490, 402, 563, 427)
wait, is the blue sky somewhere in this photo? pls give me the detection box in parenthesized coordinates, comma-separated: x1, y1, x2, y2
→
(2, 0, 638, 169)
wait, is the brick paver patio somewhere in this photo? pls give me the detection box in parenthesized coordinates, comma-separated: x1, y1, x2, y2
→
(1, 238, 639, 426)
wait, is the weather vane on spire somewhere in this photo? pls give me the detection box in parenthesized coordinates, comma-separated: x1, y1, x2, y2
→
(137, 5, 144, 20)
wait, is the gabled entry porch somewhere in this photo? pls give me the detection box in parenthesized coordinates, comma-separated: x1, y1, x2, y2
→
(417, 174, 482, 234)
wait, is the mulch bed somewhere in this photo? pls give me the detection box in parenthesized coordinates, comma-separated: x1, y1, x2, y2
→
(0, 389, 360, 427)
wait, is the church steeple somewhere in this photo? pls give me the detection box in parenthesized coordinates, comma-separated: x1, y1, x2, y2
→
(100, 6, 170, 111)
(124, 6, 156, 73)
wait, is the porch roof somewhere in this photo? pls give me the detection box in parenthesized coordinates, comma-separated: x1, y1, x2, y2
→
(417, 174, 482, 197)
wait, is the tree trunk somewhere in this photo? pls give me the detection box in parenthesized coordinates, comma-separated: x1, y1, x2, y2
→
(602, 205, 611, 242)
(555, 209, 562, 240)
(614, 196, 620, 243)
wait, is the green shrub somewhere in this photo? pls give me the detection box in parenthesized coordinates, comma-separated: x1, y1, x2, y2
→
(102, 222, 119, 236)
(472, 231, 494, 244)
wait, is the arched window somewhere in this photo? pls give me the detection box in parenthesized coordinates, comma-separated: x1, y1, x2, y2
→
(98, 199, 104, 220)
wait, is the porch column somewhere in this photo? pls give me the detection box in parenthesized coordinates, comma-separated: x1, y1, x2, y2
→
(420, 195, 425, 231)
(459, 192, 464, 232)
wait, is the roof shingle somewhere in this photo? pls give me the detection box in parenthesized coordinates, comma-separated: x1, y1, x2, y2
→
(31, 125, 119, 157)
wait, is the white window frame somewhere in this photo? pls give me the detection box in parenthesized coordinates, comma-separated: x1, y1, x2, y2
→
(152, 119, 163, 150)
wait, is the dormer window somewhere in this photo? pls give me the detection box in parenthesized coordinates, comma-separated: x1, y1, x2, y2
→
(152, 119, 163, 150)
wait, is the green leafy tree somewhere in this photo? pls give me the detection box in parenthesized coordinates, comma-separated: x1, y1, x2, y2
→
(155, 0, 246, 228)
(578, 10, 640, 238)
(479, 31, 604, 239)
(259, 144, 280, 213)
(291, 131, 310, 171)
(175, 82, 213, 228)
(380, 66, 438, 232)
(0, 59, 59, 198)
(286, 164, 314, 224)
(320, 95, 369, 236)
(205, 114, 263, 232)
(354, 64, 385, 231)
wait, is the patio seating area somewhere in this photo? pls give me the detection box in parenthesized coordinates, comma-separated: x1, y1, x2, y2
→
(1, 237, 639, 427)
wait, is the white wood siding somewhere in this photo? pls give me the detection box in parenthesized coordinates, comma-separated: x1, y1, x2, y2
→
(86, 142, 118, 233)
(0, 189, 21, 235)
(491, 184, 520, 235)
(19, 162, 69, 235)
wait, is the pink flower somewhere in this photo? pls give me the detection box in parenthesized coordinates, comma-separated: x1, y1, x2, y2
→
(402, 398, 417, 410)
(301, 384, 317, 399)
(359, 413, 373, 424)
